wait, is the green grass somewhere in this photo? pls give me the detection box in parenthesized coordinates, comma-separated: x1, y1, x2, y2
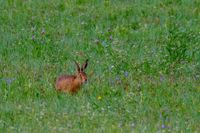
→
(0, 0, 200, 132)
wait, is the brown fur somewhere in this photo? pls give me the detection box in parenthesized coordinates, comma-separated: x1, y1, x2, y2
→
(55, 60, 88, 94)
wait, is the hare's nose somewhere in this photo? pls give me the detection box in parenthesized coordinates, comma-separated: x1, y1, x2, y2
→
(82, 78, 87, 83)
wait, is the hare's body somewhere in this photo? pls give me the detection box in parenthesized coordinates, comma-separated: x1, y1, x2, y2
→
(55, 59, 88, 94)
(56, 75, 82, 93)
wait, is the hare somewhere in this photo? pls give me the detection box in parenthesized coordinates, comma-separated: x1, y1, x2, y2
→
(55, 59, 88, 93)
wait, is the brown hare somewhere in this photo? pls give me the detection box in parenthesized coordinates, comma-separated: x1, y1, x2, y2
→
(55, 59, 88, 94)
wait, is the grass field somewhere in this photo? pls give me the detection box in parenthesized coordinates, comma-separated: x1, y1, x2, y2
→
(0, 0, 200, 132)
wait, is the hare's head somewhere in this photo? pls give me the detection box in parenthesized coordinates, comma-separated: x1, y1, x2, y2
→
(75, 59, 88, 84)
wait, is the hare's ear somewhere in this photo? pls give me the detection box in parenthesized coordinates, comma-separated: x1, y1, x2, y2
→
(81, 59, 88, 71)
(75, 61, 81, 72)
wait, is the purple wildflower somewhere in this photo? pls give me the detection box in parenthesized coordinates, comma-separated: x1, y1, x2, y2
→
(124, 71, 129, 77)
(4, 78, 16, 85)
(116, 76, 121, 84)
(109, 35, 113, 40)
(116, 76, 120, 81)
(6, 79, 12, 85)
(161, 124, 166, 129)
(160, 75, 164, 82)
(32, 35, 36, 40)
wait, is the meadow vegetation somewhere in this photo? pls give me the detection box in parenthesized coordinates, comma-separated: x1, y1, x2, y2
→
(0, 0, 200, 132)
